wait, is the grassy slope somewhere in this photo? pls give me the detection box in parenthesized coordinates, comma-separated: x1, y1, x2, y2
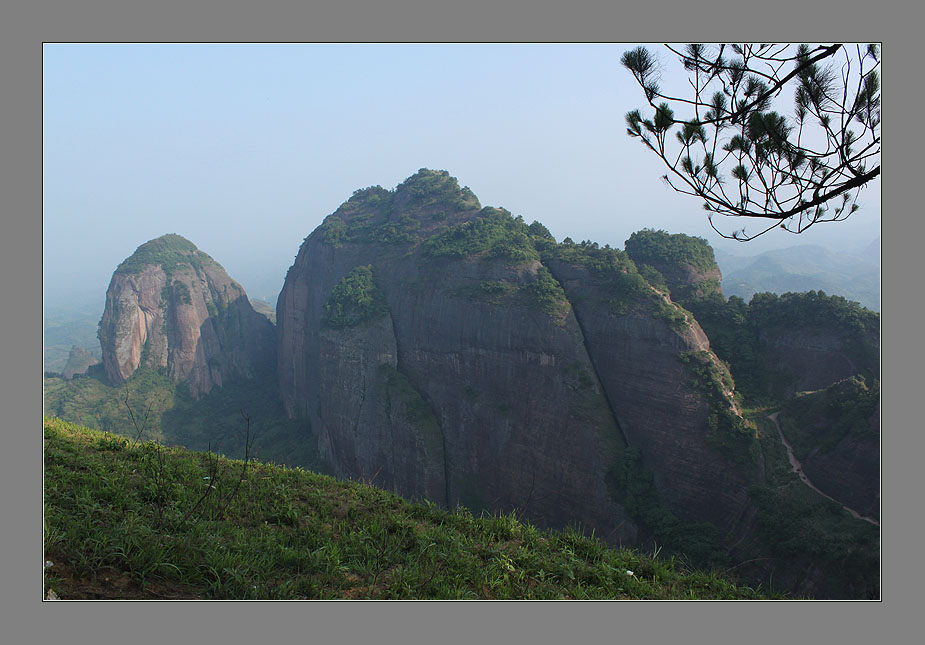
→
(43, 417, 775, 600)
(43, 364, 326, 475)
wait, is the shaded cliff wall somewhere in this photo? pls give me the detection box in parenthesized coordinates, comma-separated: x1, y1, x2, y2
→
(277, 236, 637, 539)
(544, 258, 757, 534)
(276, 170, 762, 544)
(760, 328, 879, 397)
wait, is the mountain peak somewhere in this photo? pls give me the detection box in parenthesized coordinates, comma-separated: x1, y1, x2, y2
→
(100, 235, 274, 396)
(114, 233, 216, 278)
(391, 168, 481, 219)
(129, 233, 199, 257)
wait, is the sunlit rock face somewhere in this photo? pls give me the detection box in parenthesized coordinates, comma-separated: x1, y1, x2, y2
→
(99, 234, 275, 398)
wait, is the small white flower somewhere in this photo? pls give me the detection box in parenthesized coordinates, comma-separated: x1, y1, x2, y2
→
(44, 561, 54, 569)
(626, 570, 634, 576)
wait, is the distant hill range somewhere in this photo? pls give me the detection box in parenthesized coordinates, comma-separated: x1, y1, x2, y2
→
(715, 241, 880, 311)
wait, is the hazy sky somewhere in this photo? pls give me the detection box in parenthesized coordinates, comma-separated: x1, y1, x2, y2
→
(44, 43, 881, 305)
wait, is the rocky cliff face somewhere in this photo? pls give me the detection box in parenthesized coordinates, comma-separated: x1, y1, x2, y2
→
(277, 169, 756, 544)
(99, 234, 275, 397)
(543, 257, 757, 533)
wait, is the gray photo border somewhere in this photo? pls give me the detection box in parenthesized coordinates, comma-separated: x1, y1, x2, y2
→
(5, 0, 918, 643)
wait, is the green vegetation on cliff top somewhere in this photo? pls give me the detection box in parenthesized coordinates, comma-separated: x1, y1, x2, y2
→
(396, 168, 480, 212)
(318, 170, 480, 248)
(545, 239, 650, 304)
(544, 239, 692, 326)
(423, 207, 540, 263)
(311, 172, 702, 327)
(624, 229, 718, 273)
(44, 417, 774, 599)
(747, 290, 879, 337)
(114, 234, 218, 279)
(454, 270, 570, 320)
(519, 266, 571, 318)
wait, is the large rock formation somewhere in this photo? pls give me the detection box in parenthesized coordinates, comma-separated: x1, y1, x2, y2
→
(99, 234, 275, 397)
(277, 169, 757, 544)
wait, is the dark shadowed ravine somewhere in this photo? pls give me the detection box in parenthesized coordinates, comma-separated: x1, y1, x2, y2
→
(767, 412, 878, 527)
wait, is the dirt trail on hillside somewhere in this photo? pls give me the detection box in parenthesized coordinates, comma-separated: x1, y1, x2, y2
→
(767, 412, 879, 527)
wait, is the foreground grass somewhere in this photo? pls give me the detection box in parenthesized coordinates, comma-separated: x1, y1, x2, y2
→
(44, 417, 773, 600)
